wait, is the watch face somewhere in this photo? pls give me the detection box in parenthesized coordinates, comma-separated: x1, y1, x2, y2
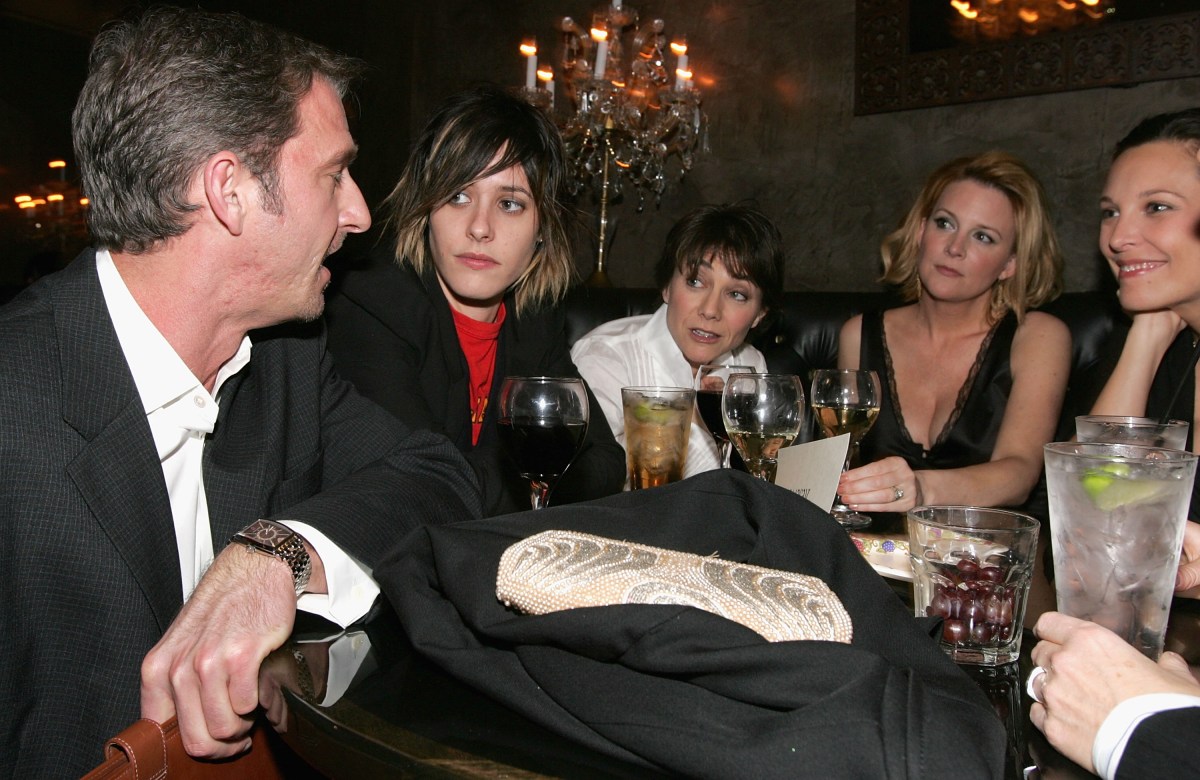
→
(242, 519, 292, 549)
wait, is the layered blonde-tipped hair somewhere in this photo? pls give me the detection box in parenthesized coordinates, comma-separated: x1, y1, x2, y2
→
(880, 151, 1063, 323)
(385, 85, 574, 315)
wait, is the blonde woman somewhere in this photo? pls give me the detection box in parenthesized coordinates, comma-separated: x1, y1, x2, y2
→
(838, 151, 1069, 518)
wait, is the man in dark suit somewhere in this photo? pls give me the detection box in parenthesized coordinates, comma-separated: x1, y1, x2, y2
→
(0, 8, 480, 777)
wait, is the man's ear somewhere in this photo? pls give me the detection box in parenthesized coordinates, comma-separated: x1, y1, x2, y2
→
(204, 152, 249, 237)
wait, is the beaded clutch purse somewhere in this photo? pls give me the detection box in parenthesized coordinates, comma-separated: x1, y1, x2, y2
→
(496, 530, 853, 643)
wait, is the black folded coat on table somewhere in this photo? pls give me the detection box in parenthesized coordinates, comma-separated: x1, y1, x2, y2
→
(376, 470, 1006, 779)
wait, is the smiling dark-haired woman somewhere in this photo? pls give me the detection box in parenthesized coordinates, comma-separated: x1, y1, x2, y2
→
(1025, 108, 1200, 779)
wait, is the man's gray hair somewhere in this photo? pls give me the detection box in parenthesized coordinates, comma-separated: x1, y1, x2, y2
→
(72, 6, 364, 253)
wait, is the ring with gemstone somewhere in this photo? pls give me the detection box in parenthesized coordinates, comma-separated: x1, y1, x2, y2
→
(892, 485, 904, 502)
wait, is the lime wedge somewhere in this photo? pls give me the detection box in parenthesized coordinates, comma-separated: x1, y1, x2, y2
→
(1081, 463, 1131, 501)
(634, 402, 674, 424)
(1084, 472, 1166, 511)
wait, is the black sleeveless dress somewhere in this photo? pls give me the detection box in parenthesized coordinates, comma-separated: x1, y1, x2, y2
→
(857, 309, 1045, 531)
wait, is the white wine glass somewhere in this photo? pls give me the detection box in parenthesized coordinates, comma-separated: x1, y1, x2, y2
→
(721, 373, 805, 482)
(809, 369, 881, 530)
(496, 377, 590, 509)
(694, 364, 754, 468)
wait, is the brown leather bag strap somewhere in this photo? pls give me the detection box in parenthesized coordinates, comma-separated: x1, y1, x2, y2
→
(88, 718, 170, 780)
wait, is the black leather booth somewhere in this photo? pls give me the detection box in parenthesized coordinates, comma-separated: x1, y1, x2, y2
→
(563, 286, 1127, 442)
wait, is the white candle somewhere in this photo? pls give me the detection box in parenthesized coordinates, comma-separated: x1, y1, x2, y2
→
(538, 68, 555, 109)
(526, 52, 537, 89)
(674, 53, 689, 90)
(520, 40, 538, 90)
(612, 0, 622, 7)
(594, 40, 608, 79)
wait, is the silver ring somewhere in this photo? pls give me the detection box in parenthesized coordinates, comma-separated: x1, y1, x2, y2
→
(1026, 665, 1048, 704)
(892, 485, 905, 502)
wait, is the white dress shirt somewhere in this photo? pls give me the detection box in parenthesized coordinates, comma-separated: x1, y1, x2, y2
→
(571, 304, 767, 480)
(96, 250, 377, 625)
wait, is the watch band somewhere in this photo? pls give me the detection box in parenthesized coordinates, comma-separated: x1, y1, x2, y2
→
(232, 519, 312, 596)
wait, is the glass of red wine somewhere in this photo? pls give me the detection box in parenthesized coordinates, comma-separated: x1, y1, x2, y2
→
(695, 365, 754, 468)
(497, 376, 590, 510)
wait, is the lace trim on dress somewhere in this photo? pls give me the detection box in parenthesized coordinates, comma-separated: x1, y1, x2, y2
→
(879, 314, 1003, 455)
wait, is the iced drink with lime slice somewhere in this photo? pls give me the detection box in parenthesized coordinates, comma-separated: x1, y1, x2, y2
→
(621, 387, 695, 490)
(1044, 442, 1198, 659)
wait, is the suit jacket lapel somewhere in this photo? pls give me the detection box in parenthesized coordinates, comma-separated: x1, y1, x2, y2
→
(419, 269, 473, 449)
(57, 252, 183, 630)
(202, 365, 271, 543)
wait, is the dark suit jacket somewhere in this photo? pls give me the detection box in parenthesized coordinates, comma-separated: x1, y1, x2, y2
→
(378, 470, 1008, 778)
(325, 258, 625, 515)
(0, 251, 481, 778)
(1116, 706, 1200, 780)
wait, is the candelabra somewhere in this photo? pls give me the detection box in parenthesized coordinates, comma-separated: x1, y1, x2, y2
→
(519, 1, 706, 285)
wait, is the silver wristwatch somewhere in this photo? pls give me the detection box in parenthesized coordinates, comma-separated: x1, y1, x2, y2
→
(232, 519, 312, 596)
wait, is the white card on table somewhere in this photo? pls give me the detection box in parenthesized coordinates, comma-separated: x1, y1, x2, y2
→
(773, 433, 850, 513)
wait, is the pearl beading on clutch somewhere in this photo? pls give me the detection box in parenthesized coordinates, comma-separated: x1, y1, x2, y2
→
(496, 530, 853, 644)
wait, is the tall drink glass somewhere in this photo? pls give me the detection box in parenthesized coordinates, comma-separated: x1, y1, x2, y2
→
(1075, 415, 1189, 450)
(1044, 442, 1198, 659)
(622, 387, 694, 490)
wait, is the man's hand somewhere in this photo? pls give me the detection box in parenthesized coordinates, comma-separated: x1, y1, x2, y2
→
(1029, 612, 1200, 773)
(140, 544, 298, 758)
(1177, 521, 1200, 598)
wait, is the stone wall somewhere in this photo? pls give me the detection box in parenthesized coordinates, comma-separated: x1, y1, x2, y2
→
(7, 0, 1199, 293)
(355, 0, 1199, 292)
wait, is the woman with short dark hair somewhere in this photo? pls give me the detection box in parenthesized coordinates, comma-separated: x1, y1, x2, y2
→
(325, 84, 624, 515)
(572, 203, 784, 478)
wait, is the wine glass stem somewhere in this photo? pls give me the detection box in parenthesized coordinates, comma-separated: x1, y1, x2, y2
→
(748, 459, 777, 482)
(717, 439, 732, 469)
(832, 452, 854, 512)
(530, 480, 553, 510)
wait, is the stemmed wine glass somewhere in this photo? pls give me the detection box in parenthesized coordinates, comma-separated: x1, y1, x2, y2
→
(809, 369, 881, 530)
(497, 376, 589, 510)
(721, 373, 805, 482)
(695, 364, 754, 468)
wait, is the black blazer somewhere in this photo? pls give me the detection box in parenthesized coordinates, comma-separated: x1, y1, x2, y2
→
(1116, 706, 1200, 779)
(378, 470, 1009, 777)
(0, 251, 481, 778)
(325, 258, 625, 515)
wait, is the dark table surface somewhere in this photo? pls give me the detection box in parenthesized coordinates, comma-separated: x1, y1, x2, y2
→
(272, 591, 1200, 779)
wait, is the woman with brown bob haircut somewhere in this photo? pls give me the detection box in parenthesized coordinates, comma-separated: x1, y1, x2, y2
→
(325, 84, 624, 515)
(836, 150, 1069, 524)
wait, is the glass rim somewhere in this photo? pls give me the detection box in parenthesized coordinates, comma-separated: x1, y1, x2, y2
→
(810, 368, 881, 377)
(620, 385, 694, 394)
(907, 504, 1040, 532)
(502, 376, 585, 383)
(723, 372, 802, 381)
(1044, 440, 1199, 463)
(1075, 415, 1188, 428)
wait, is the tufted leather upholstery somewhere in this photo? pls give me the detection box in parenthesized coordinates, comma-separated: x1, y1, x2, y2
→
(563, 286, 1126, 441)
